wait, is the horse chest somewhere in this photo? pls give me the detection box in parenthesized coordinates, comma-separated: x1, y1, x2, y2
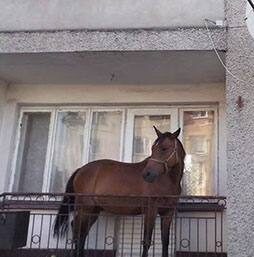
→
(142, 177, 179, 196)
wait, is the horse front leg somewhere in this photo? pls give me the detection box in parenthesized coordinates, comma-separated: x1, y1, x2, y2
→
(160, 210, 174, 257)
(142, 209, 157, 257)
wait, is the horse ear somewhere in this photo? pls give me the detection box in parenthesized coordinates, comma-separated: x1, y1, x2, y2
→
(172, 128, 181, 138)
(153, 126, 162, 137)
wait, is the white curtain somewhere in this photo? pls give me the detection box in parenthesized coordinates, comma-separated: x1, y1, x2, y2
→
(50, 112, 86, 192)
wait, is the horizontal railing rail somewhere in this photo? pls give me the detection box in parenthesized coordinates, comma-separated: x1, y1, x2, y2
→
(0, 193, 226, 211)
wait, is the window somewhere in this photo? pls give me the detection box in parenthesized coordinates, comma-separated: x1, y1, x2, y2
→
(89, 111, 123, 162)
(50, 111, 86, 192)
(13, 112, 51, 192)
(132, 114, 171, 162)
(182, 110, 216, 195)
(11, 106, 217, 195)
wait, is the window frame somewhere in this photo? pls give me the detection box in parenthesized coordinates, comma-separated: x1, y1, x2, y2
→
(9, 104, 219, 195)
(9, 107, 56, 192)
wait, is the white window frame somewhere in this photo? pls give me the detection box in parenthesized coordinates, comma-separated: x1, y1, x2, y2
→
(10, 106, 126, 192)
(9, 107, 56, 192)
(9, 104, 219, 195)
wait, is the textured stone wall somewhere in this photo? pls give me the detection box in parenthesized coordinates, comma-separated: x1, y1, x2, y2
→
(0, 28, 226, 53)
(226, 0, 254, 256)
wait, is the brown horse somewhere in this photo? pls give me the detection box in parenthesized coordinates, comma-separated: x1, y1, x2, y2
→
(54, 127, 186, 257)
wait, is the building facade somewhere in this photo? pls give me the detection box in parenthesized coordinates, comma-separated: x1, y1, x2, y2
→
(0, 0, 253, 256)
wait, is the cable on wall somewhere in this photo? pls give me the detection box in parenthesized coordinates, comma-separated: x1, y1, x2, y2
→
(204, 19, 251, 85)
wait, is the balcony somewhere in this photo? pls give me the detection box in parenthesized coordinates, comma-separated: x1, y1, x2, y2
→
(0, 193, 226, 257)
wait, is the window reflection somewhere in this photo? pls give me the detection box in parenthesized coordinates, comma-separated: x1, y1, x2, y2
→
(50, 112, 86, 192)
(133, 115, 171, 162)
(182, 111, 215, 195)
(89, 111, 122, 162)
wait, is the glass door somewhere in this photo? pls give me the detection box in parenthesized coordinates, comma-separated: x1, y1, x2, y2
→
(119, 109, 178, 257)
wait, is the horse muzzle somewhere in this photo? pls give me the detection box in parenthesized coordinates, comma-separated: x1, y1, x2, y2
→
(142, 170, 158, 183)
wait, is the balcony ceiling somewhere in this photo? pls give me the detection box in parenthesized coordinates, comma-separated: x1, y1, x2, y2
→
(0, 51, 225, 85)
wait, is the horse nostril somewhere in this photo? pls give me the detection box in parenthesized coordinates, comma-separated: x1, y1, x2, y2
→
(143, 170, 157, 183)
(142, 172, 149, 179)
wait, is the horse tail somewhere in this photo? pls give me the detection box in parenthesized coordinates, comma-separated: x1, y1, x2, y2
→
(53, 169, 79, 238)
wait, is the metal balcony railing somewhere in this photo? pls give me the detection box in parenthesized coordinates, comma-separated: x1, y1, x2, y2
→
(0, 193, 226, 257)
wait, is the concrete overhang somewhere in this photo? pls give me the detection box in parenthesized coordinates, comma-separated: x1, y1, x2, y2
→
(0, 28, 227, 54)
(0, 50, 225, 85)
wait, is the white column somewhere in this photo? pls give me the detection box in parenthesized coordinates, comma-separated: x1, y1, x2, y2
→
(0, 83, 7, 133)
(0, 98, 18, 192)
(226, 1, 254, 256)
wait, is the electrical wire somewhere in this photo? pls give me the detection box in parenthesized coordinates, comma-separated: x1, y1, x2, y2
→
(204, 20, 251, 85)
(245, 5, 254, 21)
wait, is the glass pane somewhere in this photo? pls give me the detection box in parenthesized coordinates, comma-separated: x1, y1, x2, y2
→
(182, 110, 215, 195)
(50, 112, 86, 193)
(133, 115, 171, 162)
(14, 112, 50, 192)
(89, 111, 122, 161)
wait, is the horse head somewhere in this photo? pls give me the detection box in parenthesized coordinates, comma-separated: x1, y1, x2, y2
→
(142, 127, 185, 183)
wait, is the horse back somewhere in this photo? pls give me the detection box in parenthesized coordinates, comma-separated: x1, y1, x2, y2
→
(73, 159, 146, 196)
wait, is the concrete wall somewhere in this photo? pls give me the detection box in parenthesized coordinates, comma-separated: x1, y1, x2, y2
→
(0, 82, 226, 195)
(226, 1, 254, 257)
(0, 0, 225, 31)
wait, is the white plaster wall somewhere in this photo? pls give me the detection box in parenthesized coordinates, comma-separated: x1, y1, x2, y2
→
(6, 83, 225, 104)
(0, 83, 7, 132)
(0, 83, 226, 195)
(0, 0, 225, 31)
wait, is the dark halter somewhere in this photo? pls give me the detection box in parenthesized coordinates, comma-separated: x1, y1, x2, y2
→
(149, 140, 178, 174)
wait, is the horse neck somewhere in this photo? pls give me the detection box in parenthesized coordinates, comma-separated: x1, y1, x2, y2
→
(137, 157, 150, 168)
(171, 162, 184, 181)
